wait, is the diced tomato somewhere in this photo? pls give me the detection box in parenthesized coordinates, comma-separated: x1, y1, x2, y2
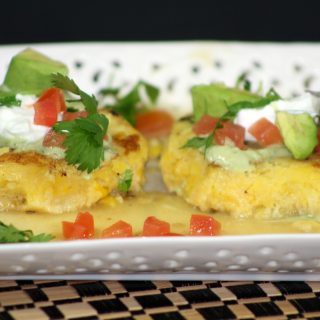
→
(314, 128, 320, 153)
(189, 214, 221, 236)
(193, 115, 219, 135)
(34, 88, 66, 126)
(101, 220, 133, 238)
(142, 216, 170, 236)
(215, 121, 246, 149)
(42, 129, 66, 148)
(192, 115, 245, 149)
(135, 110, 174, 138)
(75, 212, 95, 238)
(62, 212, 94, 240)
(162, 233, 184, 236)
(248, 117, 283, 146)
(63, 221, 87, 240)
(62, 111, 88, 121)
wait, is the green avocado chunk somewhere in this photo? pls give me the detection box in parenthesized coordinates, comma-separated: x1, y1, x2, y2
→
(3, 48, 68, 95)
(276, 111, 318, 160)
(191, 83, 261, 121)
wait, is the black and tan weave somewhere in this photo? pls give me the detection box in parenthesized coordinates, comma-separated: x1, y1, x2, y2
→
(0, 281, 320, 319)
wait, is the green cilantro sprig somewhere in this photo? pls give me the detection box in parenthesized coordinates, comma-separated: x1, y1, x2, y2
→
(117, 169, 133, 193)
(0, 92, 21, 107)
(183, 88, 281, 152)
(235, 72, 252, 92)
(0, 221, 54, 243)
(51, 73, 98, 114)
(54, 113, 109, 173)
(51, 74, 109, 173)
(100, 80, 159, 125)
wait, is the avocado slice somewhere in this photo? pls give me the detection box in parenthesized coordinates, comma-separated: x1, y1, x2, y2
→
(192, 83, 261, 121)
(276, 111, 318, 160)
(3, 48, 68, 95)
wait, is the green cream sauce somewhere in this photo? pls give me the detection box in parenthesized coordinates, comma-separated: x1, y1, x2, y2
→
(0, 136, 65, 159)
(0, 136, 115, 161)
(205, 144, 292, 171)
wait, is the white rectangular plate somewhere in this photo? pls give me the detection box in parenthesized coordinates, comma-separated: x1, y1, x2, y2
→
(1, 42, 320, 280)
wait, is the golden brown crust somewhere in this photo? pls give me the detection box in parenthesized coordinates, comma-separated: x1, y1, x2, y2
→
(161, 120, 320, 219)
(113, 134, 140, 154)
(0, 111, 148, 214)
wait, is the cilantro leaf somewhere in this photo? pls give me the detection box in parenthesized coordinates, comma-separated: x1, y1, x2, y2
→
(29, 233, 55, 242)
(53, 113, 109, 173)
(66, 106, 79, 112)
(99, 87, 120, 96)
(0, 92, 21, 107)
(51, 73, 98, 114)
(117, 169, 133, 193)
(182, 137, 207, 149)
(101, 80, 160, 125)
(235, 72, 251, 92)
(141, 80, 159, 103)
(222, 89, 281, 120)
(0, 221, 54, 243)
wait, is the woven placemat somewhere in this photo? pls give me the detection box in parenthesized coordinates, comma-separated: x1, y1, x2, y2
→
(0, 280, 319, 320)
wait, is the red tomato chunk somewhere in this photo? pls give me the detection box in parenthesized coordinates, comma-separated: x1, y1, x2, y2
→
(62, 221, 87, 240)
(215, 121, 245, 149)
(193, 115, 245, 149)
(62, 212, 95, 240)
(189, 214, 221, 236)
(42, 129, 66, 148)
(248, 117, 283, 146)
(193, 115, 219, 135)
(62, 111, 88, 122)
(102, 220, 133, 238)
(34, 88, 66, 127)
(136, 110, 174, 138)
(142, 216, 170, 236)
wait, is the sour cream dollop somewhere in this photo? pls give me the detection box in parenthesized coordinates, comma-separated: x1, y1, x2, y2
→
(0, 94, 50, 143)
(234, 92, 320, 142)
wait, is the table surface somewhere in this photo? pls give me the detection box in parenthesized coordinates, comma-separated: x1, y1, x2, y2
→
(0, 280, 319, 319)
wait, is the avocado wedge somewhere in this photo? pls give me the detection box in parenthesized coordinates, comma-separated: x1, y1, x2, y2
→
(191, 83, 261, 121)
(276, 111, 318, 160)
(3, 48, 68, 95)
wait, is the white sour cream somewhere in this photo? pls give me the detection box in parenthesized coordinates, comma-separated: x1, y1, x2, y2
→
(0, 95, 50, 143)
(234, 92, 320, 142)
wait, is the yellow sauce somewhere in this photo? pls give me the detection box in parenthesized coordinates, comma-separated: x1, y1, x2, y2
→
(1, 192, 320, 240)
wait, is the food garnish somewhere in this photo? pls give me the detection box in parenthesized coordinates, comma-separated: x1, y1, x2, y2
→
(54, 113, 109, 172)
(51, 73, 98, 115)
(235, 71, 252, 92)
(51, 74, 109, 172)
(117, 169, 133, 193)
(34, 88, 66, 126)
(3, 48, 68, 95)
(0, 92, 21, 107)
(248, 117, 283, 146)
(102, 220, 133, 238)
(62, 214, 220, 240)
(0, 221, 54, 243)
(190, 214, 221, 236)
(135, 110, 174, 138)
(100, 80, 159, 125)
(276, 111, 318, 159)
(184, 82, 319, 161)
(184, 86, 281, 154)
(63, 212, 95, 240)
(142, 216, 171, 236)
